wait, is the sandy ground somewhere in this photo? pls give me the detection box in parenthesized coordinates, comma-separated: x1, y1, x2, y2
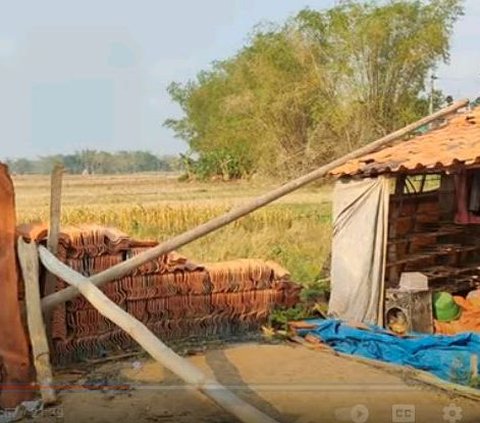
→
(33, 342, 480, 423)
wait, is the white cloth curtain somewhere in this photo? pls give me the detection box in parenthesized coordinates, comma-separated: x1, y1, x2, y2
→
(328, 176, 390, 325)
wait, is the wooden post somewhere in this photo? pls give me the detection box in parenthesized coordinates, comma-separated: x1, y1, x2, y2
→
(38, 245, 278, 423)
(43, 165, 63, 339)
(41, 99, 469, 313)
(17, 239, 56, 405)
(44, 164, 63, 297)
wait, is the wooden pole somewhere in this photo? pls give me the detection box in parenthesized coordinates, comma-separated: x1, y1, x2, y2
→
(44, 165, 63, 337)
(44, 164, 63, 297)
(41, 99, 469, 313)
(38, 245, 278, 423)
(18, 239, 56, 404)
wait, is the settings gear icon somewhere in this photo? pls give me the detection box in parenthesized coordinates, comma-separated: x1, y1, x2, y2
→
(442, 404, 463, 423)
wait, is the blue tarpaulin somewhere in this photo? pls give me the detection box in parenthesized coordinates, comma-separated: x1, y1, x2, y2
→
(296, 319, 480, 386)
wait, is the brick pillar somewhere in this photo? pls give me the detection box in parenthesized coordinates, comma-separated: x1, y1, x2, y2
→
(0, 163, 34, 408)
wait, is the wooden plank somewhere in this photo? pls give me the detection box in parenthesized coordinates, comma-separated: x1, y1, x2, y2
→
(387, 228, 465, 245)
(17, 239, 56, 405)
(41, 99, 469, 313)
(386, 245, 480, 268)
(38, 245, 278, 423)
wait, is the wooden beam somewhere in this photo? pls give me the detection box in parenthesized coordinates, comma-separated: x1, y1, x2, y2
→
(41, 99, 469, 313)
(17, 239, 56, 405)
(38, 245, 278, 423)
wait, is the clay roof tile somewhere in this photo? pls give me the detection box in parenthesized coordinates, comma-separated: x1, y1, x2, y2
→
(332, 107, 480, 176)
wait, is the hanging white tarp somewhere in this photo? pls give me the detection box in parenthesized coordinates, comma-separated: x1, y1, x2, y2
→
(328, 176, 390, 325)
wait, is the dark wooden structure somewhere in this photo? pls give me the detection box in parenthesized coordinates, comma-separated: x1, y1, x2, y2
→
(386, 177, 480, 293)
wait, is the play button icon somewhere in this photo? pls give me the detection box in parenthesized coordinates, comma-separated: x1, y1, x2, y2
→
(350, 404, 369, 423)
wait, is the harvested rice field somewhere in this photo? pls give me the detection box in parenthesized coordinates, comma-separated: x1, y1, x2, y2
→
(13, 172, 332, 286)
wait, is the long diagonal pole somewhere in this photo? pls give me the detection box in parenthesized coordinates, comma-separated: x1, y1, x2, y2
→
(41, 99, 469, 313)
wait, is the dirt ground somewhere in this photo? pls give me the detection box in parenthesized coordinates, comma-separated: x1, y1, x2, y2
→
(34, 342, 480, 423)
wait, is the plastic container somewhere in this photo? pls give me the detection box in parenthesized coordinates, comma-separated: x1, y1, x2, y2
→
(433, 292, 461, 322)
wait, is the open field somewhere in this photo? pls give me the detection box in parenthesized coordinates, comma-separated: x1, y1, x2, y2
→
(13, 173, 333, 285)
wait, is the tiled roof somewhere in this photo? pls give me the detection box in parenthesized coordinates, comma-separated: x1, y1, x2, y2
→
(331, 107, 480, 177)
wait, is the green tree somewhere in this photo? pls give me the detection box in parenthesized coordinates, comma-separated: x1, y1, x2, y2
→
(10, 158, 34, 174)
(165, 0, 463, 179)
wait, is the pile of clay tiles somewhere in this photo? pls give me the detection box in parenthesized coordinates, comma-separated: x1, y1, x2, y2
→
(18, 223, 300, 365)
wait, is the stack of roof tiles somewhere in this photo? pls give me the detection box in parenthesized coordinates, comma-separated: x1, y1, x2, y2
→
(18, 223, 300, 365)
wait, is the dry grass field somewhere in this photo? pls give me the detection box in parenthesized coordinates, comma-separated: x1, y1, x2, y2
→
(13, 172, 333, 285)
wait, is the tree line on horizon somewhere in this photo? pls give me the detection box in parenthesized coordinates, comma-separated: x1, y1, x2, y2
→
(6, 150, 180, 175)
(165, 0, 464, 180)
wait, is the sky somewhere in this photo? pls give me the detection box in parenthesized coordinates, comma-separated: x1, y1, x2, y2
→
(0, 0, 478, 160)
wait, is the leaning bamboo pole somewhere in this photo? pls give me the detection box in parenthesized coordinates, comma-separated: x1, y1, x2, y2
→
(17, 240, 56, 404)
(41, 99, 469, 313)
(38, 245, 279, 423)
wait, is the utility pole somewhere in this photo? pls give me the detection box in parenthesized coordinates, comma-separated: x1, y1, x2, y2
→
(429, 74, 438, 115)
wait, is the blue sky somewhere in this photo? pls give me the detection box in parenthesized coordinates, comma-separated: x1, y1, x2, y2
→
(0, 0, 478, 160)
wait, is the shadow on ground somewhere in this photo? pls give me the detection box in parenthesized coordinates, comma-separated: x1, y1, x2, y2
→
(205, 348, 300, 423)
